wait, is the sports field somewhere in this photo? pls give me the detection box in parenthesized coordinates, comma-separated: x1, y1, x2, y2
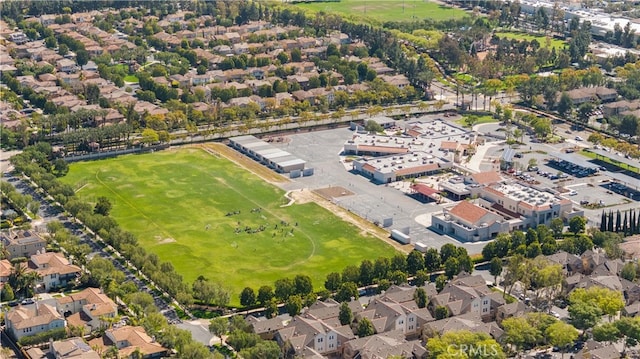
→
(61, 148, 395, 304)
(295, 0, 467, 22)
(494, 31, 567, 50)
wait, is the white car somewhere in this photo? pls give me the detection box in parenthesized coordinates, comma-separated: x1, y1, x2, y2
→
(575, 136, 583, 141)
(568, 190, 577, 196)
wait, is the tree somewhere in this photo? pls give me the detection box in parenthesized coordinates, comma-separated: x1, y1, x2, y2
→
(502, 317, 540, 352)
(557, 92, 573, 118)
(240, 287, 256, 307)
(257, 286, 273, 305)
(294, 275, 313, 296)
(286, 295, 303, 316)
(94, 196, 112, 216)
(569, 300, 602, 330)
(364, 120, 383, 133)
(426, 330, 505, 359)
(208, 317, 228, 345)
(1, 283, 15, 302)
(444, 257, 459, 279)
(274, 278, 295, 301)
(569, 216, 586, 235)
(414, 287, 427, 308)
(240, 340, 280, 359)
(593, 322, 620, 344)
(359, 259, 374, 286)
(335, 282, 358, 302)
(435, 274, 447, 292)
(265, 298, 278, 319)
(356, 318, 375, 337)
(570, 286, 624, 320)
(141, 128, 159, 145)
(489, 257, 503, 286)
(339, 302, 353, 325)
(76, 50, 89, 67)
(546, 322, 579, 357)
(325, 272, 341, 291)
(406, 250, 425, 275)
(550, 218, 564, 238)
(435, 305, 450, 320)
(622, 262, 637, 282)
(424, 248, 441, 271)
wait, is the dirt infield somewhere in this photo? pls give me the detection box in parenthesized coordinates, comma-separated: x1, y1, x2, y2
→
(199, 143, 288, 183)
(314, 186, 355, 200)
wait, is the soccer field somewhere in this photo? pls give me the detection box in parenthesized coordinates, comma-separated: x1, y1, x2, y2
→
(61, 148, 395, 305)
(295, 0, 468, 22)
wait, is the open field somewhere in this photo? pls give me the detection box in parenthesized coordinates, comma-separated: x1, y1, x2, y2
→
(61, 148, 395, 305)
(494, 31, 567, 49)
(295, 0, 467, 22)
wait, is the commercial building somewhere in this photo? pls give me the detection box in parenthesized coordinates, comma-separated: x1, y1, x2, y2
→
(351, 151, 452, 183)
(432, 180, 584, 242)
(229, 135, 306, 173)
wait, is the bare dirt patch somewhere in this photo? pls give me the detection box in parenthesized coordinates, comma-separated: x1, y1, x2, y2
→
(155, 236, 176, 244)
(314, 186, 355, 200)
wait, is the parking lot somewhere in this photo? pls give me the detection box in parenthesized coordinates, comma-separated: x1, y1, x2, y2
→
(270, 126, 488, 254)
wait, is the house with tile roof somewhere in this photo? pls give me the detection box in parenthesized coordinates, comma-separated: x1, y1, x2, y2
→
(1, 229, 46, 260)
(56, 287, 118, 333)
(89, 326, 169, 359)
(30, 252, 82, 291)
(423, 312, 504, 340)
(6, 303, 66, 341)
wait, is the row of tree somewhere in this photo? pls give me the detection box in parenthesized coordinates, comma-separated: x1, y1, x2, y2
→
(600, 209, 640, 236)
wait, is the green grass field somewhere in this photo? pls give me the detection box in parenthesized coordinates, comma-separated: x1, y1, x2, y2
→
(61, 148, 395, 304)
(123, 75, 139, 83)
(295, 0, 467, 22)
(494, 31, 567, 50)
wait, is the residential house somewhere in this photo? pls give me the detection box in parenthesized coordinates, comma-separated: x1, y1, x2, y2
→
(495, 301, 531, 324)
(546, 251, 583, 275)
(575, 340, 620, 359)
(275, 314, 356, 357)
(247, 316, 287, 340)
(25, 337, 101, 359)
(342, 330, 426, 359)
(380, 74, 410, 89)
(57, 287, 118, 333)
(0, 259, 12, 285)
(89, 326, 169, 359)
(56, 59, 78, 74)
(30, 252, 82, 291)
(9, 32, 28, 45)
(423, 312, 504, 340)
(0, 229, 46, 260)
(6, 303, 66, 341)
(603, 100, 640, 116)
(429, 274, 505, 321)
(357, 295, 434, 338)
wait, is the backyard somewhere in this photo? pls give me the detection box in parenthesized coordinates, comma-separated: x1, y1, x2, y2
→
(61, 148, 395, 305)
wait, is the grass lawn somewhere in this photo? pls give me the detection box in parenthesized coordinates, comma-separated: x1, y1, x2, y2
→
(494, 31, 567, 50)
(456, 115, 498, 128)
(61, 148, 395, 305)
(581, 149, 640, 174)
(123, 75, 139, 83)
(295, 0, 467, 22)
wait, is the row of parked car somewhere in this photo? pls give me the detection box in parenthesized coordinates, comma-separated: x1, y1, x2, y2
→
(548, 159, 599, 178)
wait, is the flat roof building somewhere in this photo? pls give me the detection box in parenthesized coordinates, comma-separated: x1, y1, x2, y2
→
(229, 135, 306, 173)
(351, 151, 452, 183)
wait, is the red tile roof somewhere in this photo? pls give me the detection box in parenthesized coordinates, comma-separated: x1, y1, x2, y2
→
(412, 183, 439, 196)
(471, 171, 502, 185)
(449, 201, 490, 225)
